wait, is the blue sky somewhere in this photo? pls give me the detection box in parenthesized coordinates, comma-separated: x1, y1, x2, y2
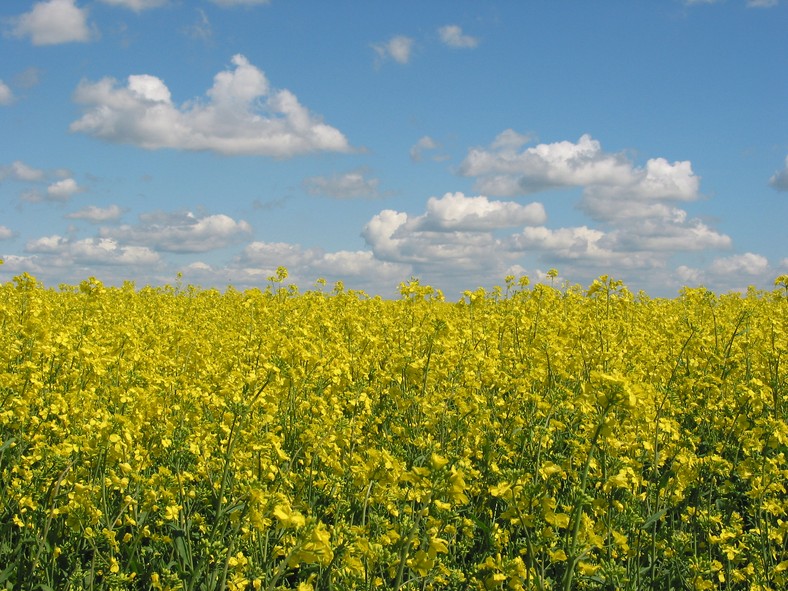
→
(1, 0, 786, 298)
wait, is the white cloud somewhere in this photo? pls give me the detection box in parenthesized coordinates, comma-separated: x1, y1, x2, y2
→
(511, 225, 613, 262)
(604, 220, 731, 252)
(26, 235, 160, 266)
(491, 129, 534, 151)
(101, 211, 251, 253)
(303, 170, 382, 199)
(361, 193, 540, 274)
(98, 0, 168, 10)
(0, 226, 14, 240)
(66, 204, 125, 222)
(0, 81, 13, 106)
(235, 241, 410, 292)
(1, 161, 45, 181)
(461, 132, 701, 206)
(438, 25, 479, 48)
(676, 265, 703, 285)
(373, 36, 415, 65)
(709, 252, 769, 276)
(585, 158, 700, 203)
(241, 241, 319, 269)
(46, 178, 82, 200)
(746, 0, 778, 7)
(11, 0, 92, 46)
(458, 131, 725, 267)
(410, 136, 439, 162)
(411, 192, 546, 231)
(0, 255, 43, 275)
(461, 133, 641, 194)
(769, 156, 788, 191)
(675, 252, 774, 293)
(70, 54, 352, 157)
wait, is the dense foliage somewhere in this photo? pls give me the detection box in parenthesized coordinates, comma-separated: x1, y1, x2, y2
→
(1, 268, 787, 590)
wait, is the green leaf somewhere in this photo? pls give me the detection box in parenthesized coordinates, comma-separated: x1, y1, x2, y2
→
(642, 508, 668, 530)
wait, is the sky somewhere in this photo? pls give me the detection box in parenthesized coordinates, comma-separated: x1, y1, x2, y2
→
(1, 0, 786, 299)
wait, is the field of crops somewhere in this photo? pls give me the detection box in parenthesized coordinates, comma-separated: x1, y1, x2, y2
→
(1, 268, 787, 590)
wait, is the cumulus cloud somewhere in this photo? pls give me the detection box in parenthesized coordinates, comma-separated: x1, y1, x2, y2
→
(676, 252, 773, 293)
(411, 192, 546, 231)
(438, 25, 479, 48)
(19, 177, 83, 203)
(709, 252, 770, 276)
(101, 210, 251, 253)
(0, 81, 13, 106)
(98, 0, 168, 10)
(66, 204, 125, 222)
(70, 54, 352, 157)
(46, 178, 83, 200)
(0, 226, 14, 240)
(303, 170, 383, 199)
(235, 241, 410, 290)
(458, 130, 726, 271)
(361, 193, 543, 276)
(10, 0, 93, 46)
(461, 133, 652, 194)
(26, 235, 160, 266)
(373, 36, 415, 65)
(769, 156, 788, 191)
(605, 220, 730, 253)
(1, 161, 45, 182)
(511, 225, 613, 262)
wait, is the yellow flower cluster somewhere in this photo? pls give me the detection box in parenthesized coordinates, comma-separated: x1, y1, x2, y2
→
(0, 271, 786, 590)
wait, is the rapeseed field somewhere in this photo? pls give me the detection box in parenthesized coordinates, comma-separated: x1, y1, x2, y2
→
(1, 267, 787, 590)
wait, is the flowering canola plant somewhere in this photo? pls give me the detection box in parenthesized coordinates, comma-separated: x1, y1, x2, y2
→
(1, 266, 787, 590)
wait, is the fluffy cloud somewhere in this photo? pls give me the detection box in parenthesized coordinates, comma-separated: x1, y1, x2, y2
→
(19, 177, 83, 203)
(101, 210, 251, 253)
(709, 252, 770, 276)
(510, 226, 626, 264)
(460, 132, 682, 195)
(303, 170, 383, 199)
(0, 81, 13, 106)
(412, 192, 546, 231)
(10, 0, 92, 46)
(438, 25, 479, 48)
(457, 130, 726, 274)
(676, 252, 773, 293)
(232, 241, 410, 292)
(605, 220, 730, 252)
(66, 204, 125, 222)
(98, 0, 167, 10)
(26, 235, 159, 266)
(70, 54, 352, 157)
(46, 178, 82, 200)
(373, 36, 415, 65)
(769, 156, 788, 191)
(361, 193, 542, 276)
(0, 226, 14, 240)
(0, 161, 45, 182)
